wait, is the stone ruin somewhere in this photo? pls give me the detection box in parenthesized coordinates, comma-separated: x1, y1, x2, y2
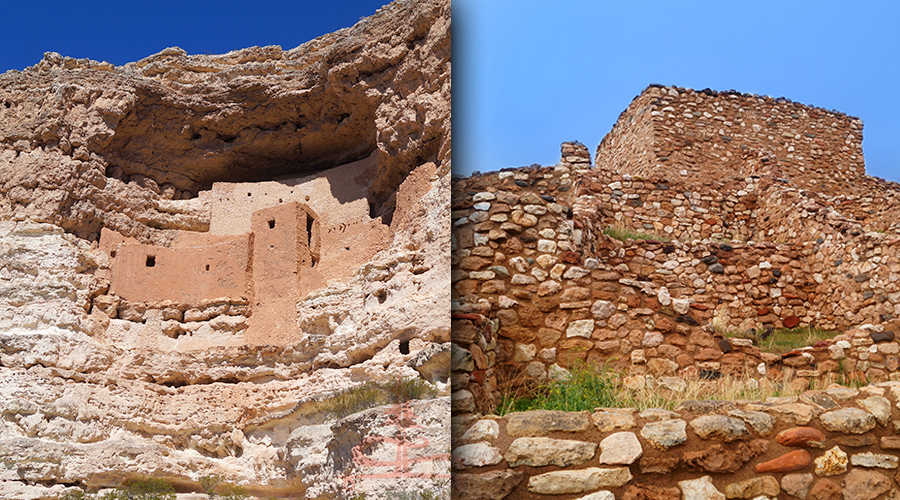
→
(452, 85, 900, 499)
(95, 155, 393, 348)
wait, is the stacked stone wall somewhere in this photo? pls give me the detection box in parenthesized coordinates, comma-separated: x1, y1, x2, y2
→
(452, 165, 900, 415)
(596, 86, 866, 196)
(453, 384, 900, 500)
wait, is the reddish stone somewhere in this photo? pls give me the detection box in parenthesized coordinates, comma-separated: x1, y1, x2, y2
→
(684, 440, 768, 473)
(809, 478, 841, 500)
(639, 454, 681, 474)
(754, 449, 810, 473)
(690, 303, 709, 311)
(782, 355, 810, 367)
(656, 316, 675, 333)
(758, 314, 779, 323)
(783, 315, 801, 328)
(757, 307, 769, 315)
(622, 485, 680, 500)
(675, 354, 692, 367)
(776, 427, 826, 448)
(560, 251, 581, 264)
(469, 370, 485, 384)
(695, 348, 723, 361)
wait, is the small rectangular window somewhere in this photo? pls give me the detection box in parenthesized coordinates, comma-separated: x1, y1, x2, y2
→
(146, 255, 156, 267)
(268, 219, 276, 229)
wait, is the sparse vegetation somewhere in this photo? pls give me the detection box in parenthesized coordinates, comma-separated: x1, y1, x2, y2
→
(198, 475, 249, 499)
(726, 326, 839, 354)
(62, 478, 176, 500)
(602, 225, 671, 242)
(323, 376, 438, 419)
(495, 361, 849, 414)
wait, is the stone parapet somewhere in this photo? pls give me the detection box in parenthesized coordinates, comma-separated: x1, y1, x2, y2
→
(595, 85, 867, 196)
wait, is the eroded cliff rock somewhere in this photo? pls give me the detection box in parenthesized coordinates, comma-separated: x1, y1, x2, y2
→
(0, 0, 450, 498)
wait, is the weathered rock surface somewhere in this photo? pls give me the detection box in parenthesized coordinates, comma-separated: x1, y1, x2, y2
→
(0, 0, 451, 498)
(527, 467, 633, 495)
(504, 437, 597, 467)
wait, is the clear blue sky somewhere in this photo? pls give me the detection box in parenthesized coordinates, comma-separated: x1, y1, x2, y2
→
(0, 0, 388, 72)
(455, 0, 900, 182)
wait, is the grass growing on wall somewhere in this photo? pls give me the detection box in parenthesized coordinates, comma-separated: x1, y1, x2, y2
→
(602, 225, 671, 242)
(726, 326, 840, 354)
(496, 362, 837, 415)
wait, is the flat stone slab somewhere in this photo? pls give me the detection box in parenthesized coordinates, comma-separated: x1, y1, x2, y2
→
(780, 473, 813, 499)
(819, 407, 876, 434)
(527, 467, 633, 495)
(727, 409, 775, 436)
(842, 468, 891, 500)
(505, 437, 597, 467)
(598, 432, 642, 465)
(641, 419, 687, 450)
(857, 396, 891, 426)
(506, 410, 590, 436)
(723, 475, 779, 499)
(459, 419, 499, 442)
(678, 475, 725, 500)
(452, 442, 503, 468)
(689, 415, 750, 442)
(591, 409, 636, 432)
(850, 452, 899, 469)
(452, 470, 524, 500)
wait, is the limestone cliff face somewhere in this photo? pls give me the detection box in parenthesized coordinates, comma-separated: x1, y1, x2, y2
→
(0, 0, 450, 498)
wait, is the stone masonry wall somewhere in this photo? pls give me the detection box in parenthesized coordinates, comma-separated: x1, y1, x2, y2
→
(596, 85, 866, 196)
(451, 161, 900, 415)
(453, 383, 900, 500)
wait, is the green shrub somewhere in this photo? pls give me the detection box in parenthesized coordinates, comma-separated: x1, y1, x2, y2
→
(323, 377, 438, 419)
(726, 326, 839, 354)
(61, 479, 176, 500)
(199, 474, 222, 495)
(214, 483, 249, 500)
(497, 362, 620, 414)
(603, 225, 670, 242)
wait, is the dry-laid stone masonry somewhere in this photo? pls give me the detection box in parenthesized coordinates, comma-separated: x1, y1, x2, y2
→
(453, 85, 900, 499)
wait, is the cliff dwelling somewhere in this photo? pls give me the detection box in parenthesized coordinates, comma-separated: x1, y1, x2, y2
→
(96, 153, 393, 345)
(0, 0, 450, 496)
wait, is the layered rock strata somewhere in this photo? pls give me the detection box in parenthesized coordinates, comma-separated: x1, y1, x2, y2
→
(0, 0, 450, 498)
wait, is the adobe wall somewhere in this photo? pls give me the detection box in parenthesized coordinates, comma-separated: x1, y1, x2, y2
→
(453, 384, 900, 500)
(103, 229, 252, 305)
(209, 152, 377, 234)
(209, 152, 391, 285)
(596, 85, 867, 195)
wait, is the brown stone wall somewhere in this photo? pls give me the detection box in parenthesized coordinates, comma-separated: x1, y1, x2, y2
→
(596, 85, 866, 196)
(453, 385, 900, 500)
(594, 95, 658, 177)
(451, 164, 900, 414)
